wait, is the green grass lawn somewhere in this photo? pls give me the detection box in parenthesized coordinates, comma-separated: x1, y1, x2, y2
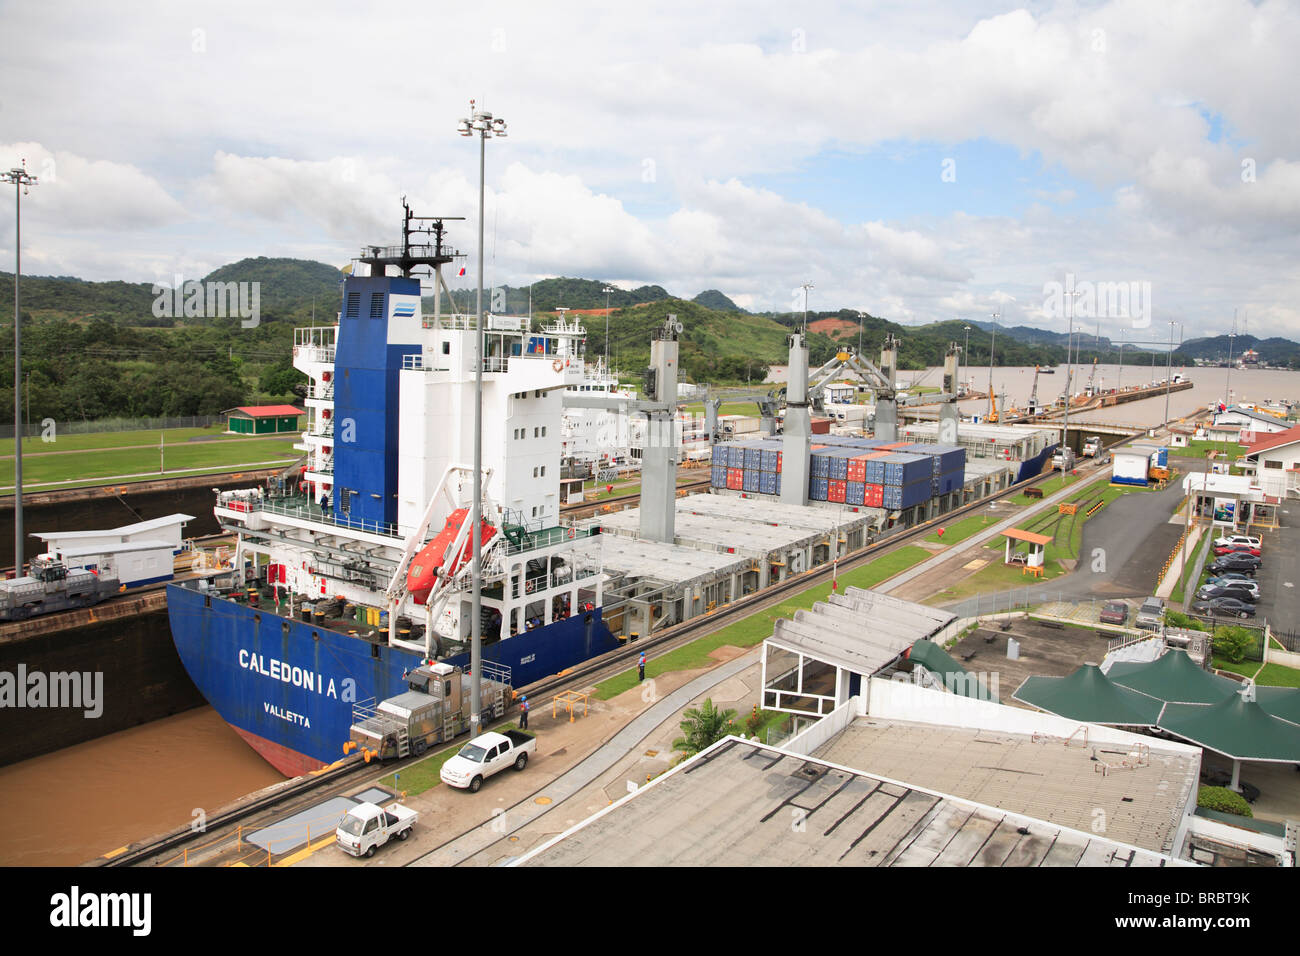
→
(593, 545, 931, 700)
(924, 511, 997, 545)
(1211, 657, 1261, 679)
(1176, 440, 1247, 460)
(1171, 531, 1213, 605)
(1254, 663, 1300, 688)
(377, 721, 527, 796)
(0, 435, 301, 488)
(0, 425, 274, 456)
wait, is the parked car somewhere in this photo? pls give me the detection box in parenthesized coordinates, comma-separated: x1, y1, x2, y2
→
(1205, 572, 1257, 588)
(1099, 601, 1129, 626)
(1209, 554, 1261, 575)
(1191, 596, 1256, 618)
(440, 729, 536, 792)
(1135, 596, 1166, 631)
(1213, 534, 1261, 550)
(1213, 543, 1262, 557)
(1196, 583, 1260, 603)
(335, 802, 418, 858)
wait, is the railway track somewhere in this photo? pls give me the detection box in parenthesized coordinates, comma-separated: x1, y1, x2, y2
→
(107, 465, 1059, 867)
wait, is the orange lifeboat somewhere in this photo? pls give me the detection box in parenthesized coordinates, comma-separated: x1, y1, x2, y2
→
(406, 508, 498, 604)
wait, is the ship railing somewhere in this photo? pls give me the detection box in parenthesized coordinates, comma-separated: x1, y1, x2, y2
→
(305, 383, 334, 400)
(294, 344, 336, 365)
(425, 313, 480, 331)
(501, 524, 599, 556)
(294, 326, 338, 347)
(252, 496, 403, 539)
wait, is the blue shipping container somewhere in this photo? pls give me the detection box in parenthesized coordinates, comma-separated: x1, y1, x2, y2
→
(809, 476, 829, 501)
(846, 481, 865, 506)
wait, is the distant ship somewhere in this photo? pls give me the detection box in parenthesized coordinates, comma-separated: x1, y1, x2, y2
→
(167, 204, 617, 775)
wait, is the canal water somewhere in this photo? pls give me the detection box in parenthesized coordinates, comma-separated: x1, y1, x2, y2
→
(0, 706, 283, 867)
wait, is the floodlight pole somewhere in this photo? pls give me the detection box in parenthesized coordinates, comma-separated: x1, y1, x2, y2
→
(459, 101, 507, 734)
(4, 161, 38, 573)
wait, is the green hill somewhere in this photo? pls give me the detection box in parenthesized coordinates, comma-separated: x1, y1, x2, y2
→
(431, 276, 672, 315)
(692, 289, 745, 312)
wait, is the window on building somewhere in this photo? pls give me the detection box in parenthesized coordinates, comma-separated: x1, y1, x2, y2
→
(442, 341, 450, 355)
(1264, 460, 1283, 469)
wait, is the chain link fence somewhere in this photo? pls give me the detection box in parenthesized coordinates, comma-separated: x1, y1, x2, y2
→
(1, 414, 226, 439)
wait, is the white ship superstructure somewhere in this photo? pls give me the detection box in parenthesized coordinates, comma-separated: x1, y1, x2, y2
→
(213, 208, 605, 660)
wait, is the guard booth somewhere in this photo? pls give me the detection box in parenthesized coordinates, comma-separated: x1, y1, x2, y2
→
(1000, 528, 1049, 571)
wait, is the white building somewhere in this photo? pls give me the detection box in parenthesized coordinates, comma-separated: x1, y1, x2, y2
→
(1243, 424, 1300, 500)
(33, 514, 194, 587)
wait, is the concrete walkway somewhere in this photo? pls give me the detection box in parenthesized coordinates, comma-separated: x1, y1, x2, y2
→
(408, 648, 761, 867)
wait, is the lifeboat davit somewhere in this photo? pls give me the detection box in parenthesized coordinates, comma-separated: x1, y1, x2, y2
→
(406, 508, 498, 604)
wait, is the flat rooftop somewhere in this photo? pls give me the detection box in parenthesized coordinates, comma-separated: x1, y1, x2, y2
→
(517, 738, 1179, 867)
(574, 534, 751, 587)
(813, 717, 1198, 854)
(593, 494, 879, 557)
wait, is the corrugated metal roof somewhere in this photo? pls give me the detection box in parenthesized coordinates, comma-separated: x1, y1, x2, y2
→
(227, 405, 304, 418)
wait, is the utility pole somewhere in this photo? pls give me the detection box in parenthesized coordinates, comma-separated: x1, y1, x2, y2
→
(4, 160, 39, 573)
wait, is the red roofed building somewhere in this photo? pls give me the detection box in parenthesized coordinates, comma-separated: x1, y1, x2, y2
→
(1243, 422, 1300, 499)
(225, 405, 304, 435)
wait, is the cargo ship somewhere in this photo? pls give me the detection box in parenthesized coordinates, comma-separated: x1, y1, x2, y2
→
(166, 206, 617, 776)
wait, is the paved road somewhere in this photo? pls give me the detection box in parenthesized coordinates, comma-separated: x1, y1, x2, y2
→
(933, 475, 1189, 617)
(407, 649, 759, 867)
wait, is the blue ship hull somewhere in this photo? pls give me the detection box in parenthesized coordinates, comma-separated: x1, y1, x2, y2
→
(166, 583, 618, 775)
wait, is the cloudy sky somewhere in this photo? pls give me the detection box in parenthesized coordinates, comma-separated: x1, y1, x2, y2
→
(2, 0, 1298, 341)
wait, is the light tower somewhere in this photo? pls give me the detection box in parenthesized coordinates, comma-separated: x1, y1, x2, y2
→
(457, 101, 507, 735)
(3, 160, 38, 572)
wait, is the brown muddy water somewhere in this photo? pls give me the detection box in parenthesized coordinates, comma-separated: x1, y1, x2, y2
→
(0, 706, 283, 867)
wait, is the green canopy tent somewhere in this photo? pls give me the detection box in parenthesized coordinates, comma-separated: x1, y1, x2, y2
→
(1253, 685, 1300, 727)
(906, 639, 999, 702)
(1107, 649, 1240, 704)
(1012, 664, 1164, 727)
(1159, 685, 1300, 792)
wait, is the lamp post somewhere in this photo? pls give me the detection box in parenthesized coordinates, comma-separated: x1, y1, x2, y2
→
(962, 323, 971, 395)
(4, 160, 38, 573)
(987, 311, 999, 419)
(801, 282, 813, 334)
(458, 101, 506, 734)
(1116, 327, 1126, 392)
(1061, 288, 1082, 460)
(601, 286, 614, 373)
(1163, 320, 1178, 428)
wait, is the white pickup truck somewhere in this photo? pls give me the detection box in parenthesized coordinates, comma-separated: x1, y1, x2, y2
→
(335, 801, 418, 858)
(440, 730, 536, 792)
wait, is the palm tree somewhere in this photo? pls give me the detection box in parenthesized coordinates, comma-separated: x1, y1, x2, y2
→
(671, 698, 738, 762)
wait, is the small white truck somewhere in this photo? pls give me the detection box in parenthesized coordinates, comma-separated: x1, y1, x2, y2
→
(1082, 436, 1102, 458)
(335, 802, 418, 858)
(440, 730, 536, 792)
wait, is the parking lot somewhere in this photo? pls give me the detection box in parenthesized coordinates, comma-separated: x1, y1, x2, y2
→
(1253, 518, 1299, 646)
